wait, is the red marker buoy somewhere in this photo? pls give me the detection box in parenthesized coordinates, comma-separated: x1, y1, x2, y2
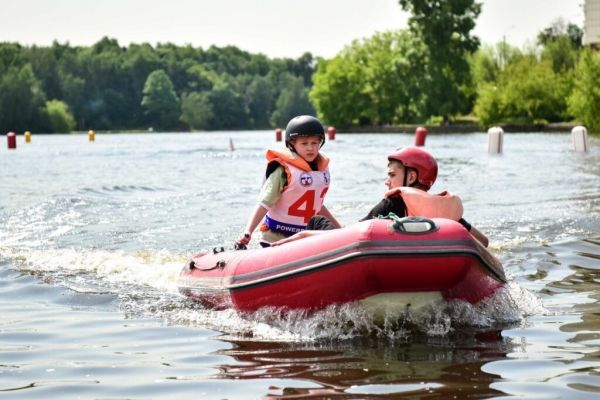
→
(275, 128, 282, 142)
(414, 127, 427, 146)
(327, 126, 336, 140)
(7, 132, 16, 149)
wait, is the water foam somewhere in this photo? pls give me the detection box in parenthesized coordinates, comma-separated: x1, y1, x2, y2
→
(1, 246, 545, 343)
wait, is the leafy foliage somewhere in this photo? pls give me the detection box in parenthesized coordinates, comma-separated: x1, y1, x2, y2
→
(141, 69, 180, 130)
(310, 30, 426, 126)
(0, 38, 318, 133)
(271, 74, 315, 128)
(180, 91, 213, 130)
(474, 56, 570, 127)
(537, 19, 583, 49)
(398, 0, 482, 121)
(473, 82, 504, 128)
(0, 12, 589, 134)
(0, 63, 46, 133)
(472, 18, 581, 129)
(568, 48, 600, 132)
(44, 99, 76, 133)
(500, 57, 566, 124)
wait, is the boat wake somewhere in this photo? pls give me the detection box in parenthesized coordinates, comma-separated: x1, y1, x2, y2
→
(164, 281, 543, 343)
(0, 245, 545, 342)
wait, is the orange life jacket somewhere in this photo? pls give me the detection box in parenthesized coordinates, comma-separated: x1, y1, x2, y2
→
(384, 187, 464, 221)
(266, 149, 329, 172)
(259, 149, 331, 236)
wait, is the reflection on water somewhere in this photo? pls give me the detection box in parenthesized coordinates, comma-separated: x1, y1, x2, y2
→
(211, 332, 521, 399)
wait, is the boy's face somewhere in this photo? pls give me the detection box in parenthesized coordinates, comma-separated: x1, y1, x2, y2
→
(385, 161, 406, 189)
(292, 136, 322, 162)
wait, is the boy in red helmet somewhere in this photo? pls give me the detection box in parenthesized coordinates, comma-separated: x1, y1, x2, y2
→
(273, 146, 489, 247)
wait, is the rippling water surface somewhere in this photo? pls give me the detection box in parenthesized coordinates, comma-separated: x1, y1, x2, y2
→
(1, 131, 599, 399)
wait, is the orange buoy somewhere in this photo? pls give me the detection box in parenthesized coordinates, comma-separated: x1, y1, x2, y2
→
(275, 128, 282, 142)
(327, 126, 336, 140)
(24, 131, 31, 143)
(7, 132, 16, 149)
(414, 127, 427, 146)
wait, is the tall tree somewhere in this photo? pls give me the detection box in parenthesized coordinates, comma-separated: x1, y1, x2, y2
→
(208, 79, 248, 130)
(568, 48, 600, 132)
(245, 75, 275, 128)
(310, 56, 369, 127)
(122, 43, 165, 124)
(0, 42, 25, 74)
(310, 30, 426, 126)
(537, 19, 581, 73)
(271, 74, 315, 128)
(537, 19, 583, 49)
(180, 91, 213, 130)
(398, 0, 481, 121)
(76, 38, 130, 129)
(44, 99, 76, 133)
(474, 55, 568, 128)
(0, 64, 47, 133)
(499, 56, 565, 124)
(26, 45, 63, 101)
(141, 69, 180, 130)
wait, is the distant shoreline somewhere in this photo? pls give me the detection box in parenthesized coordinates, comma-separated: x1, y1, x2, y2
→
(26, 122, 578, 135)
(338, 122, 578, 134)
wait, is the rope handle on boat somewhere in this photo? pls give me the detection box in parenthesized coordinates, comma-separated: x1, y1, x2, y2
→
(378, 213, 439, 234)
(189, 259, 227, 271)
(378, 212, 403, 223)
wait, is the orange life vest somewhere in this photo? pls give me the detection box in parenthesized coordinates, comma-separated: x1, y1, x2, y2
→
(265, 149, 329, 175)
(384, 187, 464, 221)
(259, 149, 331, 236)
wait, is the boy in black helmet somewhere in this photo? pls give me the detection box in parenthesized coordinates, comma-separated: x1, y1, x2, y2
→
(235, 115, 341, 248)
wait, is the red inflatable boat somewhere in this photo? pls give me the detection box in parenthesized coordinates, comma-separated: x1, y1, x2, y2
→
(178, 217, 507, 314)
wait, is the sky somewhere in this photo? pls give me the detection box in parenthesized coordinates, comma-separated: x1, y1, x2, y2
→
(1, 0, 585, 59)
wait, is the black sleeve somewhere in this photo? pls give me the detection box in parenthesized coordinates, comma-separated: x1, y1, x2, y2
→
(359, 197, 407, 221)
(307, 215, 337, 230)
(265, 160, 283, 179)
(458, 218, 472, 232)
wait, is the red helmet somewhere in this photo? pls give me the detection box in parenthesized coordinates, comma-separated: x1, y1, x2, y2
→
(387, 147, 438, 189)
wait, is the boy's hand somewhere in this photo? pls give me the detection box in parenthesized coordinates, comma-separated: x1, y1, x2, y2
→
(235, 232, 251, 246)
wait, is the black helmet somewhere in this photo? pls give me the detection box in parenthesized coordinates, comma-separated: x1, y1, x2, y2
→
(285, 115, 325, 151)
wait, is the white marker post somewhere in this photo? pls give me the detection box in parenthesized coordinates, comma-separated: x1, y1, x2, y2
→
(571, 126, 588, 152)
(487, 126, 504, 153)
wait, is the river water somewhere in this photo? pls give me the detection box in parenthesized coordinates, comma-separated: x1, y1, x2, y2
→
(1, 131, 599, 399)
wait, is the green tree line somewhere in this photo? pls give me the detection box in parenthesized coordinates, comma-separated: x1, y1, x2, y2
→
(0, 37, 317, 133)
(311, 0, 598, 131)
(2, 0, 600, 133)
